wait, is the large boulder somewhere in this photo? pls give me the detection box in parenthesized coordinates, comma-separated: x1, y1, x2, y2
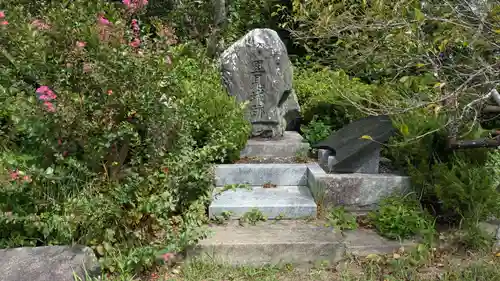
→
(220, 28, 300, 138)
(0, 245, 100, 281)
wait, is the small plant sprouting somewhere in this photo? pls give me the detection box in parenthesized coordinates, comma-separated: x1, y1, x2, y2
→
(211, 211, 233, 225)
(294, 146, 310, 163)
(275, 213, 285, 220)
(325, 206, 358, 231)
(214, 184, 251, 198)
(239, 208, 267, 226)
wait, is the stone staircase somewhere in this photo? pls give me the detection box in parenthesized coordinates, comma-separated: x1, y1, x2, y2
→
(188, 161, 415, 267)
(210, 164, 316, 219)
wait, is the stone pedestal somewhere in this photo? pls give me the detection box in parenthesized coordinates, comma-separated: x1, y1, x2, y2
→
(318, 148, 380, 174)
(240, 131, 310, 158)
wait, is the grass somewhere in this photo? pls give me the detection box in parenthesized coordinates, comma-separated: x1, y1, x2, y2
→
(82, 248, 500, 281)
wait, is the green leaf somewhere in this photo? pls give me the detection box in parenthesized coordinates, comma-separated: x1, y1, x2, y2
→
(414, 8, 425, 22)
(400, 124, 409, 136)
(45, 167, 54, 175)
(360, 135, 373, 140)
(399, 76, 410, 83)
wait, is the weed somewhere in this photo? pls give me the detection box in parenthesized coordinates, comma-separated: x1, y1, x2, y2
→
(211, 211, 233, 225)
(294, 147, 310, 163)
(368, 195, 435, 241)
(275, 213, 285, 221)
(325, 206, 358, 231)
(239, 208, 266, 226)
(309, 181, 327, 216)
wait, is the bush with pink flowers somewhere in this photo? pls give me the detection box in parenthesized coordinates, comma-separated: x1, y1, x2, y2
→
(0, 0, 249, 274)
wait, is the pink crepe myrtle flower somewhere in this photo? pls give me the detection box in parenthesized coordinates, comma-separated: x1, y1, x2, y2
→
(0, 21, 8, 26)
(98, 15, 110, 25)
(83, 63, 92, 73)
(0, 11, 5, 19)
(36, 85, 57, 101)
(9, 169, 19, 181)
(44, 101, 56, 112)
(123, 0, 149, 9)
(129, 38, 141, 48)
(162, 252, 175, 263)
(23, 175, 32, 183)
(76, 41, 86, 48)
(31, 19, 50, 30)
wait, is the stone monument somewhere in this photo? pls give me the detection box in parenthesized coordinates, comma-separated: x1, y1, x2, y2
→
(313, 115, 396, 174)
(220, 28, 307, 157)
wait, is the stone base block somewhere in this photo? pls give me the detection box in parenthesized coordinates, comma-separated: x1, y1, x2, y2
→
(307, 163, 411, 210)
(240, 131, 309, 158)
(210, 185, 317, 219)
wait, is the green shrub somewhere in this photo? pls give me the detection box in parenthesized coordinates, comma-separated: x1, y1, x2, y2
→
(300, 117, 331, 146)
(0, 0, 249, 274)
(294, 67, 398, 129)
(387, 110, 500, 223)
(369, 195, 435, 240)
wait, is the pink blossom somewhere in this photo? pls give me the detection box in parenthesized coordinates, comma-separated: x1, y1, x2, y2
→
(162, 252, 175, 262)
(129, 38, 141, 48)
(36, 86, 57, 100)
(98, 16, 110, 25)
(107, 89, 113, 95)
(0, 21, 8, 26)
(23, 175, 32, 183)
(123, 0, 149, 12)
(36, 85, 50, 93)
(44, 101, 56, 112)
(76, 41, 86, 48)
(31, 19, 50, 30)
(0, 11, 5, 19)
(9, 170, 19, 181)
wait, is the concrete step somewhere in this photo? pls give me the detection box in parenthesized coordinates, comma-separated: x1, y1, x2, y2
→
(210, 185, 317, 219)
(187, 221, 419, 267)
(188, 221, 345, 267)
(215, 164, 308, 186)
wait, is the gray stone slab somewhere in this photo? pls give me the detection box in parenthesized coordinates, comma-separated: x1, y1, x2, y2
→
(343, 229, 417, 256)
(187, 220, 345, 266)
(307, 166, 411, 209)
(210, 185, 317, 219)
(215, 163, 308, 186)
(0, 245, 100, 281)
(240, 131, 309, 158)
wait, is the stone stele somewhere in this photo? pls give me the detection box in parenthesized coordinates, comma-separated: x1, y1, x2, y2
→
(220, 28, 299, 138)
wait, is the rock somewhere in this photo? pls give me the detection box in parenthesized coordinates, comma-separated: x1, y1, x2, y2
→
(478, 221, 498, 238)
(220, 28, 298, 138)
(0, 245, 100, 281)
